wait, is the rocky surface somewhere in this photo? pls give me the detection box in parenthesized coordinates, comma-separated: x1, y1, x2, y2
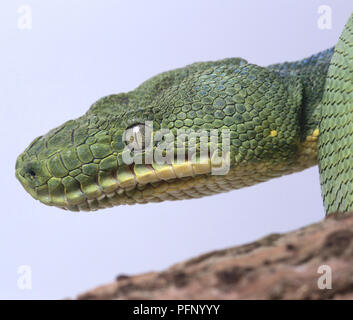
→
(77, 213, 353, 300)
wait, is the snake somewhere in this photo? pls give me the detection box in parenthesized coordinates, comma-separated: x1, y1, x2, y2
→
(15, 13, 353, 216)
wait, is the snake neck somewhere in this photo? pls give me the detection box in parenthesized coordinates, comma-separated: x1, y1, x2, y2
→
(267, 47, 334, 141)
(266, 48, 334, 171)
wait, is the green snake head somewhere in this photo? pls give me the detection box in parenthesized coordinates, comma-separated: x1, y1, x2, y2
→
(15, 57, 309, 212)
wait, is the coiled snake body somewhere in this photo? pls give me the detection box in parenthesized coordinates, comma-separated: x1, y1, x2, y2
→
(16, 14, 353, 216)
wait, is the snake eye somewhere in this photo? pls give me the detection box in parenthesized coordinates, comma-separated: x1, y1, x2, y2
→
(124, 124, 147, 150)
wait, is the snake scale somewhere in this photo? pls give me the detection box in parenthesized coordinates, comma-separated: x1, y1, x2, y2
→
(15, 13, 353, 216)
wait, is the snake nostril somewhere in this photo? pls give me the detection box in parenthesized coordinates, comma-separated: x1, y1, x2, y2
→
(27, 169, 36, 179)
(18, 159, 51, 188)
(22, 163, 38, 182)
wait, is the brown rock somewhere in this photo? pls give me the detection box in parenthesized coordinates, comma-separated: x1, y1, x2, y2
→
(77, 213, 353, 300)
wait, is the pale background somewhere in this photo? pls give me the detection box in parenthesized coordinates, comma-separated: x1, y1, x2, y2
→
(1, 0, 352, 299)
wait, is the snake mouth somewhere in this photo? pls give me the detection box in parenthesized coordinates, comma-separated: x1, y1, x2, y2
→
(15, 121, 232, 211)
(15, 155, 231, 211)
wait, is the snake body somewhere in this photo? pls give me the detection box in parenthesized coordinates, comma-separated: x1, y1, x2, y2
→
(15, 14, 353, 216)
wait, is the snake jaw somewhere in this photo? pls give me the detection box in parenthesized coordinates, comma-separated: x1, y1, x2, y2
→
(15, 144, 225, 212)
